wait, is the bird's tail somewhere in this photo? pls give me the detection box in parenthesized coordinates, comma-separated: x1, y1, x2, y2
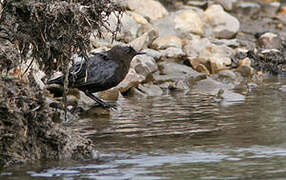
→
(47, 76, 64, 85)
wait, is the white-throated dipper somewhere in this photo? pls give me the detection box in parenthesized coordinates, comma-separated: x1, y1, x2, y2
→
(47, 45, 145, 108)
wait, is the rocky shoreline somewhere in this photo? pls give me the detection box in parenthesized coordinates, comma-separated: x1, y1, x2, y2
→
(1, 0, 286, 168)
(69, 0, 286, 108)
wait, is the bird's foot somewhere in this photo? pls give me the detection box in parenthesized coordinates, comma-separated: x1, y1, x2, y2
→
(99, 102, 118, 110)
(84, 91, 118, 110)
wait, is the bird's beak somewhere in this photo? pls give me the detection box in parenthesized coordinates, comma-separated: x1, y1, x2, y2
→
(136, 52, 146, 55)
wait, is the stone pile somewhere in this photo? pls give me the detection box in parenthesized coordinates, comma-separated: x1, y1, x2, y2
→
(46, 0, 286, 110)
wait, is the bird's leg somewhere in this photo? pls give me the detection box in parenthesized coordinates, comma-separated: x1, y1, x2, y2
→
(84, 90, 117, 109)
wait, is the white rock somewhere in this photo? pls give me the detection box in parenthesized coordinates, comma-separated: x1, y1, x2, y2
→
(127, 0, 168, 21)
(174, 10, 204, 36)
(199, 44, 233, 66)
(217, 70, 237, 80)
(160, 47, 185, 59)
(184, 38, 211, 57)
(137, 83, 163, 96)
(153, 14, 177, 36)
(115, 68, 145, 93)
(142, 48, 162, 61)
(159, 62, 198, 75)
(151, 35, 183, 50)
(137, 23, 159, 37)
(129, 29, 158, 51)
(204, 5, 240, 39)
(103, 11, 140, 42)
(130, 12, 149, 24)
(257, 32, 282, 49)
(131, 54, 158, 78)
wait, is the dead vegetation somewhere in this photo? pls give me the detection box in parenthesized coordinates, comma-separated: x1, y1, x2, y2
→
(0, 0, 123, 75)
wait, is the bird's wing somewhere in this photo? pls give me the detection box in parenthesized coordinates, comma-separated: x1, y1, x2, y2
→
(96, 51, 110, 61)
(68, 51, 109, 76)
(68, 59, 88, 86)
(72, 54, 119, 88)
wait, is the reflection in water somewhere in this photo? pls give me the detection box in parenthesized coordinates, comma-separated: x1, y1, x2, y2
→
(2, 77, 286, 179)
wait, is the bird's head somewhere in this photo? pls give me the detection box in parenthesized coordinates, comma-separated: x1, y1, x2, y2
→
(110, 45, 145, 63)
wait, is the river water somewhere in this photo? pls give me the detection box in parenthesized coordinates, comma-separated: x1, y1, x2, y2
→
(2, 76, 286, 179)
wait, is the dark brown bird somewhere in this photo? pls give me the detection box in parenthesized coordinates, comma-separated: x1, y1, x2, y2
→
(47, 45, 145, 108)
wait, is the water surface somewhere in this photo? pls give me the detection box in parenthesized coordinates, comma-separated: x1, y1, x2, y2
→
(2, 76, 286, 179)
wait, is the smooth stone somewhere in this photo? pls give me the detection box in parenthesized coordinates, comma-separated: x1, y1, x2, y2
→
(184, 38, 211, 57)
(174, 10, 204, 36)
(200, 44, 233, 73)
(236, 65, 254, 77)
(130, 12, 149, 24)
(159, 62, 197, 75)
(193, 77, 234, 94)
(152, 13, 177, 37)
(217, 70, 237, 80)
(211, 39, 240, 48)
(137, 83, 163, 96)
(257, 32, 282, 49)
(128, 32, 149, 51)
(159, 47, 185, 60)
(204, 4, 240, 39)
(97, 88, 120, 101)
(200, 44, 233, 63)
(129, 29, 158, 51)
(127, 0, 168, 21)
(187, 1, 208, 8)
(220, 89, 245, 107)
(137, 23, 159, 37)
(209, 57, 231, 74)
(142, 48, 162, 61)
(151, 35, 183, 50)
(131, 54, 158, 78)
(153, 72, 206, 86)
(103, 11, 140, 42)
(153, 73, 190, 83)
(187, 42, 233, 74)
(115, 68, 146, 93)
